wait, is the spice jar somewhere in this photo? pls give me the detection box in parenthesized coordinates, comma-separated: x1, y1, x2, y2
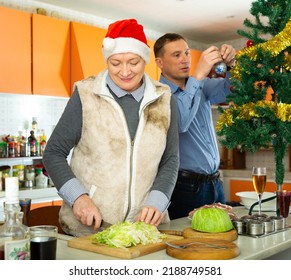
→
(12, 165, 25, 187)
(0, 165, 11, 191)
(24, 165, 35, 188)
(0, 142, 8, 158)
(8, 142, 15, 158)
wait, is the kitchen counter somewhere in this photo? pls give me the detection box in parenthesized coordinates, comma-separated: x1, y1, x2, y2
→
(55, 207, 291, 260)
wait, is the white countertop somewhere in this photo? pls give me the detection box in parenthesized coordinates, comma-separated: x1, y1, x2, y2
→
(55, 207, 291, 260)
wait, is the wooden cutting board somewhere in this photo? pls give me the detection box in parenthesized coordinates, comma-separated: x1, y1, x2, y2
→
(166, 238, 240, 260)
(183, 228, 238, 241)
(161, 228, 238, 241)
(68, 234, 183, 259)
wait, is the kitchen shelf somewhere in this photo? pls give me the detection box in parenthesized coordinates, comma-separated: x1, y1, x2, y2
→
(0, 156, 42, 161)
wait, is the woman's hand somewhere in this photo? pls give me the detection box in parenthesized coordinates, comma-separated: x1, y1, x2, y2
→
(137, 206, 163, 226)
(73, 194, 103, 230)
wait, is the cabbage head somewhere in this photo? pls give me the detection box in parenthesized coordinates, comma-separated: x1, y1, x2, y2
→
(191, 207, 233, 233)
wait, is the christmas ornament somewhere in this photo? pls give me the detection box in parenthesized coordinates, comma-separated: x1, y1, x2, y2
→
(246, 40, 254, 47)
(214, 62, 227, 75)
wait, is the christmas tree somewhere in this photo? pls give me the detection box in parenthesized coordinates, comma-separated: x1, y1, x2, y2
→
(216, 0, 291, 188)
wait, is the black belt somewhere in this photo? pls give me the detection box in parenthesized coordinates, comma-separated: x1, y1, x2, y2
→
(178, 170, 220, 184)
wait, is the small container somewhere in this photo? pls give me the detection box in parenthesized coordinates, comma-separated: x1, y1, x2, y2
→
(263, 220, 275, 233)
(12, 165, 25, 187)
(247, 220, 264, 236)
(40, 141, 46, 156)
(0, 142, 8, 158)
(270, 216, 285, 230)
(35, 172, 48, 188)
(30, 141, 37, 156)
(24, 165, 35, 188)
(233, 219, 246, 234)
(251, 213, 268, 221)
(8, 142, 15, 158)
(0, 165, 11, 191)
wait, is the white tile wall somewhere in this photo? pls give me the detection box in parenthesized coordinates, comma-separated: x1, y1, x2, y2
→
(0, 93, 68, 140)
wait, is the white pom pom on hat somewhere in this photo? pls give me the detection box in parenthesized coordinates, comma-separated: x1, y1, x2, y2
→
(102, 19, 150, 64)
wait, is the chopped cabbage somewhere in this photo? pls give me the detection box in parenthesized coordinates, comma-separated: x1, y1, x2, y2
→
(191, 207, 234, 233)
(91, 221, 166, 248)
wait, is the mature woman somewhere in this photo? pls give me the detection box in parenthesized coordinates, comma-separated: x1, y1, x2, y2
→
(43, 19, 179, 237)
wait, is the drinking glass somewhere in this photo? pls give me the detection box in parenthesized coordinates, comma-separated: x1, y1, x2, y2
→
(277, 190, 291, 219)
(30, 225, 58, 260)
(252, 167, 267, 215)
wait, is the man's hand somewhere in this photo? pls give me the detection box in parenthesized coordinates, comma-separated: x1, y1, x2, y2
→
(192, 44, 236, 80)
(220, 44, 236, 67)
(73, 194, 102, 230)
(192, 46, 223, 80)
(137, 206, 163, 227)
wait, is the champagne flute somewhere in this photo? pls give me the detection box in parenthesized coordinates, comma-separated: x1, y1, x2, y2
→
(252, 167, 267, 215)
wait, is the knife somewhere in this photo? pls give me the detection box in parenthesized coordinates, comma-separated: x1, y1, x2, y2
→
(101, 220, 112, 228)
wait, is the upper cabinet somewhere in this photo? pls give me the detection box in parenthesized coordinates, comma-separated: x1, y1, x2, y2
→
(0, 7, 201, 96)
(32, 14, 71, 97)
(0, 7, 31, 94)
(145, 39, 159, 80)
(70, 22, 107, 92)
(189, 49, 202, 75)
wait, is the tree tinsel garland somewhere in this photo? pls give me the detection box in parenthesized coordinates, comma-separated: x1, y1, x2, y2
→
(231, 19, 291, 80)
(217, 100, 291, 185)
(217, 0, 291, 187)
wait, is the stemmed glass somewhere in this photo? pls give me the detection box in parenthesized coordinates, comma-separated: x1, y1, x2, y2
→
(252, 167, 267, 215)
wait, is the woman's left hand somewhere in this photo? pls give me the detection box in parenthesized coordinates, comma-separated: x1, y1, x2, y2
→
(137, 206, 163, 226)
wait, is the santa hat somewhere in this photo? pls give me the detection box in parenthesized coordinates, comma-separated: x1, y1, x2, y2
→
(102, 19, 150, 63)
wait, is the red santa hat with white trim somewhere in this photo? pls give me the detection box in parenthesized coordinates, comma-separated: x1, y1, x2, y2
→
(102, 18, 150, 64)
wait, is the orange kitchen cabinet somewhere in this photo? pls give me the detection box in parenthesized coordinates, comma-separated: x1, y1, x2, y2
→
(30, 201, 52, 210)
(52, 199, 63, 206)
(230, 179, 291, 202)
(189, 49, 202, 75)
(0, 6, 31, 94)
(30, 199, 62, 210)
(145, 39, 159, 80)
(70, 22, 107, 92)
(32, 14, 71, 97)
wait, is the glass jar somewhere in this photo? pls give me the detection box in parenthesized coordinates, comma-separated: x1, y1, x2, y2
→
(0, 142, 8, 158)
(8, 142, 15, 158)
(24, 165, 35, 188)
(12, 165, 25, 188)
(0, 166, 11, 191)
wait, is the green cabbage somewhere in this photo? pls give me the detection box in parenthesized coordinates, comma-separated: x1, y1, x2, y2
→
(91, 221, 166, 248)
(191, 207, 233, 233)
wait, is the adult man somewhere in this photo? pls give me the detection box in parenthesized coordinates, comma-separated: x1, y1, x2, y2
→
(154, 33, 236, 219)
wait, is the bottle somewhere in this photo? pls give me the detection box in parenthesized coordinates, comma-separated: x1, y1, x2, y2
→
(28, 130, 37, 156)
(32, 117, 38, 132)
(35, 171, 48, 188)
(0, 177, 30, 260)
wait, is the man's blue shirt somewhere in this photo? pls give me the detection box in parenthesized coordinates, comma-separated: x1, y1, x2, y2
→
(160, 73, 231, 174)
